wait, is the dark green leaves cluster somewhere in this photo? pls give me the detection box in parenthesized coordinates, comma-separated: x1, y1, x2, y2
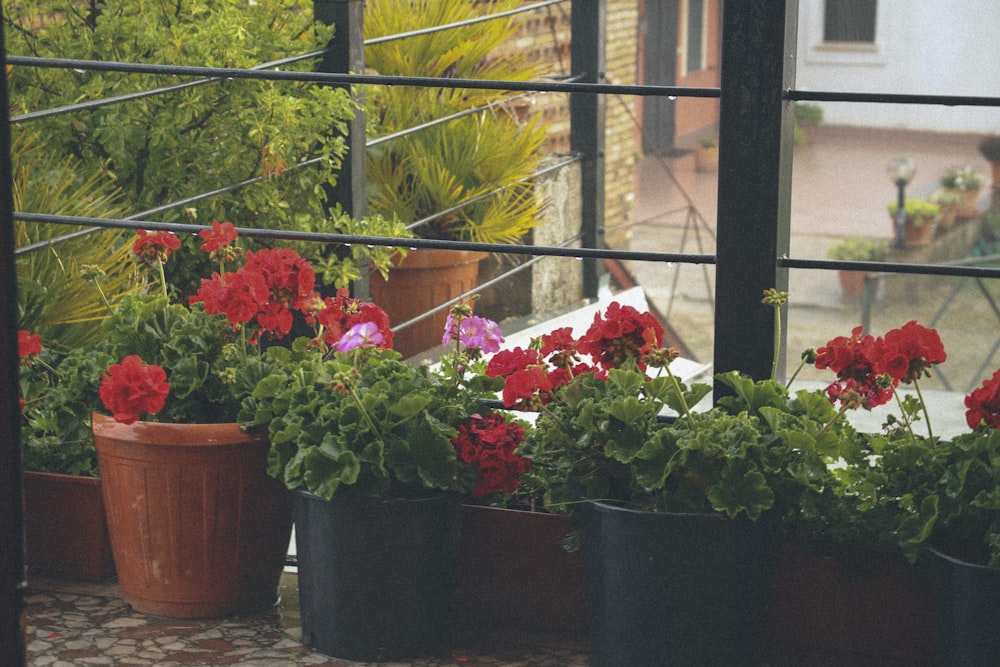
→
(243, 345, 486, 499)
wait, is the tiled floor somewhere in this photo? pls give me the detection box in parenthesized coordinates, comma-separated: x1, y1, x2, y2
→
(25, 573, 589, 666)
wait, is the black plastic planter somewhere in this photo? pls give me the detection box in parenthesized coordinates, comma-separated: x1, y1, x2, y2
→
(583, 501, 776, 667)
(293, 491, 463, 662)
(925, 545, 1000, 666)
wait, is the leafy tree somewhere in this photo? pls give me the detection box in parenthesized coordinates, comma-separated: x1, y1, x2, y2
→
(5, 0, 408, 289)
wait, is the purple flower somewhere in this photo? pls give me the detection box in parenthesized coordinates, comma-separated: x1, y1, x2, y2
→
(459, 316, 504, 354)
(336, 322, 385, 353)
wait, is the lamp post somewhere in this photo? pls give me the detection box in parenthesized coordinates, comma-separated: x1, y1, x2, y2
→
(887, 157, 916, 249)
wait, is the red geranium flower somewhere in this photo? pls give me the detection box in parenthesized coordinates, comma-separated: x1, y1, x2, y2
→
(18, 330, 42, 362)
(98, 355, 170, 425)
(874, 320, 946, 384)
(965, 369, 1000, 430)
(198, 220, 238, 252)
(815, 325, 892, 409)
(577, 301, 665, 371)
(451, 412, 530, 497)
(132, 230, 181, 264)
(312, 288, 394, 351)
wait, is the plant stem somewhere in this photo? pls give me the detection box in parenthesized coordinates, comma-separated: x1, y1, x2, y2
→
(914, 378, 934, 440)
(157, 260, 168, 299)
(891, 385, 918, 444)
(665, 364, 697, 430)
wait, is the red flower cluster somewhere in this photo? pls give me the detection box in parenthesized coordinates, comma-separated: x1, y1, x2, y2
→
(18, 329, 42, 363)
(198, 220, 238, 253)
(98, 355, 170, 425)
(192, 246, 316, 339)
(451, 412, 531, 497)
(309, 288, 394, 351)
(577, 301, 665, 372)
(486, 302, 666, 410)
(966, 369, 1000, 430)
(132, 230, 181, 265)
(815, 320, 946, 410)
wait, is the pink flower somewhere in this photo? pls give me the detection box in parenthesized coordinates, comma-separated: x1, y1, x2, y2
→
(336, 322, 386, 352)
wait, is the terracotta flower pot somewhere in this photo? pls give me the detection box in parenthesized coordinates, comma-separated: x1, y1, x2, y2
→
(22, 471, 115, 582)
(369, 248, 486, 358)
(837, 270, 870, 299)
(92, 414, 293, 618)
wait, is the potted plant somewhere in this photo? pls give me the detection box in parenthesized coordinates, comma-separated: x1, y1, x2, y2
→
(939, 164, 985, 218)
(887, 198, 941, 247)
(800, 317, 1000, 665)
(793, 102, 824, 146)
(929, 189, 964, 232)
(486, 294, 851, 666)
(30, 222, 395, 618)
(826, 236, 887, 298)
(978, 135, 1000, 187)
(363, 0, 550, 357)
(244, 302, 532, 661)
(694, 136, 719, 172)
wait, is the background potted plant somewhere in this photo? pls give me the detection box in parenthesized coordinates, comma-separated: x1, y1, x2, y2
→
(826, 236, 887, 298)
(244, 303, 532, 661)
(794, 102, 824, 146)
(978, 135, 1000, 189)
(363, 0, 551, 357)
(939, 164, 985, 218)
(929, 189, 964, 232)
(694, 136, 719, 172)
(887, 198, 941, 247)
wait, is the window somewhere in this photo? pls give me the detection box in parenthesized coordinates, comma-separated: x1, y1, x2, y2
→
(823, 0, 877, 43)
(683, 0, 707, 74)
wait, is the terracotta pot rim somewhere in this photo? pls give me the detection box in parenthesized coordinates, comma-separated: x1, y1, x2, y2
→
(91, 412, 266, 446)
(381, 247, 488, 271)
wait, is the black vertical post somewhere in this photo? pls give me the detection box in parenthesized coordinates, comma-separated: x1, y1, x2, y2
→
(714, 0, 796, 385)
(313, 0, 369, 296)
(0, 0, 28, 662)
(570, 0, 606, 299)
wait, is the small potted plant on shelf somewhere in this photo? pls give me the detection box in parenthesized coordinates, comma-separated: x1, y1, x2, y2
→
(887, 198, 941, 247)
(694, 136, 719, 172)
(929, 189, 964, 231)
(978, 135, 1000, 187)
(793, 102, 824, 145)
(939, 164, 985, 218)
(825, 236, 887, 298)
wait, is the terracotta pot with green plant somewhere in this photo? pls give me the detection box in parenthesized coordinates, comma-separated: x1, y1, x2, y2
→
(929, 189, 964, 232)
(794, 102, 824, 146)
(939, 164, 985, 218)
(826, 237, 887, 298)
(24, 223, 405, 617)
(888, 198, 940, 247)
(694, 136, 719, 172)
(978, 135, 1000, 188)
(363, 0, 550, 357)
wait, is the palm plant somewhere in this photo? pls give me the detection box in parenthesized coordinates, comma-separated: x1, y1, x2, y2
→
(14, 129, 140, 349)
(364, 0, 550, 244)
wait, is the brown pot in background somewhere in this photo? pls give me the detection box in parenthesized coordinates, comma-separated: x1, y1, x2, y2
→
(837, 270, 870, 299)
(369, 248, 486, 359)
(22, 471, 115, 582)
(946, 187, 982, 219)
(456, 505, 588, 634)
(902, 217, 935, 247)
(93, 414, 293, 619)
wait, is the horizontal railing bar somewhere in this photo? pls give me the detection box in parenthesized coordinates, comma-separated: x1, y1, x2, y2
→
(781, 256, 1000, 280)
(6, 55, 721, 99)
(9, 50, 329, 124)
(12, 211, 715, 264)
(365, 0, 566, 46)
(786, 89, 1000, 108)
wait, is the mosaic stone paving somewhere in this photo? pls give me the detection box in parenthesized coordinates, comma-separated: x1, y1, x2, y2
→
(25, 574, 589, 666)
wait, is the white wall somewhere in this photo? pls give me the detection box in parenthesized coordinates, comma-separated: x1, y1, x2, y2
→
(795, 0, 1000, 134)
